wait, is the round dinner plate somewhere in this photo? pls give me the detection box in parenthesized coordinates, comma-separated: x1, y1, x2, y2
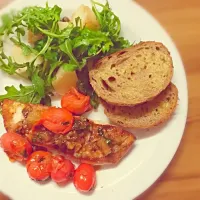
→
(0, 0, 188, 199)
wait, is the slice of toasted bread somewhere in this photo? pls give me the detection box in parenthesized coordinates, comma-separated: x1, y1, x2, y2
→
(102, 83, 178, 129)
(89, 41, 173, 106)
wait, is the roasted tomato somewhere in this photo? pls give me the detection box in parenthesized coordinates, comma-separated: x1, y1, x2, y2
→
(0, 132, 32, 162)
(35, 107, 74, 134)
(26, 151, 52, 181)
(51, 155, 75, 184)
(73, 163, 96, 192)
(61, 87, 91, 115)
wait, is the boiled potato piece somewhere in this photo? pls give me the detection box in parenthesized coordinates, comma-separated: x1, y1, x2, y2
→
(58, 21, 70, 31)
(28, 22, 70, 44)
(71, 5, 100, 30)
(12, 45, 43, 78)
(53, 21, 78, 95)
(12, 45, 43, 65)
(52, 67, 78, 95)
(28, 30, 43, 45)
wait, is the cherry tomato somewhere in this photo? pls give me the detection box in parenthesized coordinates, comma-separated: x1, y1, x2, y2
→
(61, 87, 91, 115)
(51, 155, 75, 183)
(34, 107, 74, 134)
(0, 132, 32, 162)
(26, 151, 52, 181)
(73, 163, 96, 192)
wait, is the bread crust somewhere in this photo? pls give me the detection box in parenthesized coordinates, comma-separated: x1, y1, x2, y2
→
(102, 83, 178, 129)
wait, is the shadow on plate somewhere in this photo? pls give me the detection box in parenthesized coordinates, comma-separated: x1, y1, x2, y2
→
(105, 113, 177, 140)
(37, 178, 52, 185)
(54, 180, 72, 188)
(133, 114, 177, 140)
(96, 144, 137, 171)
(128, 123, 168, 140)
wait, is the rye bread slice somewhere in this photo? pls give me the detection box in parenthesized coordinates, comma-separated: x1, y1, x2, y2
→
(89, 41, 173, 106)
(102, 83, 178, 129)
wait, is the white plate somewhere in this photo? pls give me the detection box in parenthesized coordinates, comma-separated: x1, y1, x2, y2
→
(0, 0, 188, 199)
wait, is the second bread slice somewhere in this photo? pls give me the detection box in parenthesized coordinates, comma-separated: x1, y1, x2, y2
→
(102, 83, 178, 129)
(89, 41, 173, 106)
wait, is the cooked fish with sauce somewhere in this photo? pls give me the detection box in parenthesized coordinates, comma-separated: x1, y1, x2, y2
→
(2, 100, 136, 165)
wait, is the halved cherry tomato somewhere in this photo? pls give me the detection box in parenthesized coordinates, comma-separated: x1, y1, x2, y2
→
(26, 151, 52, 181)
(0, 132, 32, 162)
(51, 155, 75, 184)
(61, 87, 91, 115)
(73, 163, 96, 192)
(34, 107, 74, 134)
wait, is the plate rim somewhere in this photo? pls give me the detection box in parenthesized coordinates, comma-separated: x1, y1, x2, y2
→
(0, 0, 188, 199)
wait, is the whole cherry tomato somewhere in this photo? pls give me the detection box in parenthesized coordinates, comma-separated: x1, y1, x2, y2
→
(73, 163, 96, 192)
(51, 155, 75, 183)
(0, 132, 32, 162)
(34, 107, 74, 134)
(61, 87, 91, 115)
(26, 151, 52, 181)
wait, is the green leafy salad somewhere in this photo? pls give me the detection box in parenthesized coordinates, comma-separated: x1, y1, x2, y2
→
(0, 0, 131, 107)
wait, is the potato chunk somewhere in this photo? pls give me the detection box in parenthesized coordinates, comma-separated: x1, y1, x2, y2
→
(52, 67, 78, 95)
(58, 21, 70, 31)
(71, 5, 100, 30)
(28, 30, 43, 45)
(12, 45, 43, 77)
(12, 45, 43, 65)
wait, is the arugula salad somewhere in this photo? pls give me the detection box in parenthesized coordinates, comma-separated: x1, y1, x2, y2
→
(0, 0, 131, 107)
